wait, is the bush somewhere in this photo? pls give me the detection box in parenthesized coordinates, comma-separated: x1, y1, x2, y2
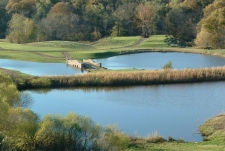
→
(163, 61, 173, 69)
(30, 77, 51, 87)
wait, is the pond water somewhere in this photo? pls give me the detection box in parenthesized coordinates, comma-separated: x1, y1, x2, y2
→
(3, 53, 225, 142)
(94, 52, 225, 70)
(27, 81, 225, 142)
(1, 52, 225, 75)
(0, 59, 84, 76)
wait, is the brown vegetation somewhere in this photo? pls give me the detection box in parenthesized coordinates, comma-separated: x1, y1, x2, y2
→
(13, 66, 225, 90)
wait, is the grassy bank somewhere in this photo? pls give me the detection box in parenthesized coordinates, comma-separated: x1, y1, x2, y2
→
(1, 35, 225, 63)
(127, 114, 225, 150)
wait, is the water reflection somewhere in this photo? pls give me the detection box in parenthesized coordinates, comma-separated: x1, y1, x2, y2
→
(27, 82, 225, 142)
(0, 59, 84, 76)
(94, 52, 225, 70)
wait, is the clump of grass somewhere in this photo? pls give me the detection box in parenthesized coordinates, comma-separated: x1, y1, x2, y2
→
(147, 131, 166, 143)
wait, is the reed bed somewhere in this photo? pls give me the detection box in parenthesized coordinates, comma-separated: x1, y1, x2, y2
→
(15, 66, 225, 89)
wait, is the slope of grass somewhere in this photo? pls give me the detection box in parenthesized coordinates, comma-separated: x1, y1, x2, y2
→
(0, 41, 68, 51)
(0, 50, 64, 62)
(127, 142, 225, 151)
(2, 36, 225, 63)
(138, 35, 169, 48)
(93, 36, 141, 49)
(200, 114, 225, 144)
(28, 41, 95, 50)
(36, 51, 65, 58)
(69, 50, 119, 60)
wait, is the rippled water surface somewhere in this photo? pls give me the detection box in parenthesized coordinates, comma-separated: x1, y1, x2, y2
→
(94, 52, 225, 69)
(28, 82, 225, 142)
(0, 59, 84, 76)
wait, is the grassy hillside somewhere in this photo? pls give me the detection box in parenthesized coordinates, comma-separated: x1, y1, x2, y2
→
(28, 41, 95, 50)
(1, 35, 225, 62)
(93, 36, 141, 49)
(138, 35, 169, 48)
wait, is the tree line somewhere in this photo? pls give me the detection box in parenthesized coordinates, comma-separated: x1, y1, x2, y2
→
(0, 0, 224, 48)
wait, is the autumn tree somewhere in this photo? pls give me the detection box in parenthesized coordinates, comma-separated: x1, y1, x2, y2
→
(49, 1, 73, 15)
(39, 13, 79, 41)
(6, 0, 36, 17)
(135, 2, 155, 37)
(195, 0, 225, 48)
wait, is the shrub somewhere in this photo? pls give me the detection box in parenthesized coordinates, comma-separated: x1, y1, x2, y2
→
(163, 61, 173, 69)
(30, 77, 51, 87)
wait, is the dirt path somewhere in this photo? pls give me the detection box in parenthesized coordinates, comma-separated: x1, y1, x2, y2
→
(127, 37, 147, 47)
(62, 52, 73, 60)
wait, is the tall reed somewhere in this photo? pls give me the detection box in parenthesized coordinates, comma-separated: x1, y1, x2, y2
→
(14, 66, 225, 89)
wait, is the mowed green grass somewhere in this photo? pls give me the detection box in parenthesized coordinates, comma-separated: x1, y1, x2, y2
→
(0, 41, 95, 52)
(126, 142, 225, 151)
(69, 50, 119, 60)
(93, 36, 141, 49)
(28, 41, 95, 50)
(138, 35, 169, 48)
(0, 50, 63, 62)
(0, 37, 142, 61)
(2, 35, 225, 62)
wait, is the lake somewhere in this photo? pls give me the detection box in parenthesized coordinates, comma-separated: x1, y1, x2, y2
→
(2, 52, 225, 142)
(27, 82, 225, 142)
(0, 58, 84, 76)
(1, 52, 225, 75)
(94, 52, 225, 69)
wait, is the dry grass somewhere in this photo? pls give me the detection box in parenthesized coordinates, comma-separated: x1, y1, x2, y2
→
(13, 66, 225, 89)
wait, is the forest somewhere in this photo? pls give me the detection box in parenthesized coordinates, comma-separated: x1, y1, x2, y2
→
(0, 0, 224, 48)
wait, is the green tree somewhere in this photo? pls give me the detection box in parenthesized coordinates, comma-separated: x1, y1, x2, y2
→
(6, 14, 37, 43)
(0, 0, 9, 38)
(112, 2, 136, 36)
(36, 0, 58, 18)
(35, 113, 102, 150)
(0, 73, 38, 151)
(166, 7, 196, 45)
(163, 61, 173, 69)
